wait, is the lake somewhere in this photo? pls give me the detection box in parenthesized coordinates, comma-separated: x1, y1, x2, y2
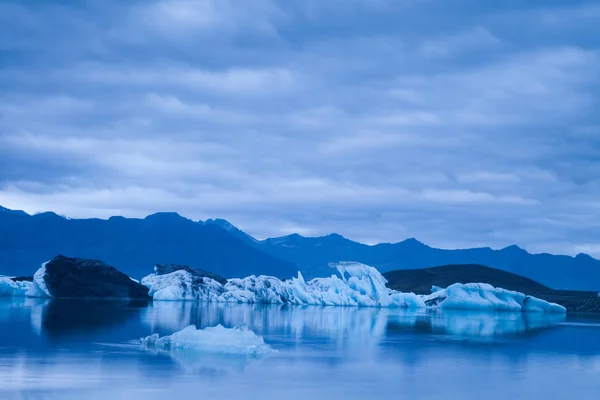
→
(1, 297, 599, 399)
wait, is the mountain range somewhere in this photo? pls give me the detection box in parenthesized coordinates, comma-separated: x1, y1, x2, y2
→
(1, 205, 599, 291)
(0, 206, 296, 279)
(248, 232, 600, 291)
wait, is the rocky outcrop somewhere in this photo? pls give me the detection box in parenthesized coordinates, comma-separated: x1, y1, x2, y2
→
(34, 255, 151, 299)
(154, 264, 227, 285)
(559, 297, 600, 314)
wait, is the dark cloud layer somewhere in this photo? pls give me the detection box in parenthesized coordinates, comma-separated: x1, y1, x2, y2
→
(1, 0, 599, 256)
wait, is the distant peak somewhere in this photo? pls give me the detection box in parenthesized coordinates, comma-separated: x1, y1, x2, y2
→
(144, 212, 189, 222)
(145, 211, 182, 218)
(201, 218, 258, 243)
(400, 238, 426, 247)
(576, 253, 594, 260)
(0, 205, 29, 216)
(501, 244, 527, 253)
(320, 233, 353, 244)
(284, 233, 304, 239)
(33, 211, 65, 220)
(264, 233, 306, 245)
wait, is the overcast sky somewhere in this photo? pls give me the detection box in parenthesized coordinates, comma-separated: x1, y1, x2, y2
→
(1, 1, 599, 255)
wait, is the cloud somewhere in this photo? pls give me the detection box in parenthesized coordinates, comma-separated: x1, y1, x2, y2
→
(456, 172, 521, 184)
(135, 0, 286, 38)
(60, 64, 299, 96)
(418, 27, 502, 58)
(0, 95, 94, 120)
(391, 47, 600, 127)
(1, 0, 599, 256)
(420, 189, 538, 205)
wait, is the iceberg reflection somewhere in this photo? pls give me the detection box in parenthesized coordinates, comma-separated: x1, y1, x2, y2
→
(144, 302, 566, 346)
(387, 310, 566, 339)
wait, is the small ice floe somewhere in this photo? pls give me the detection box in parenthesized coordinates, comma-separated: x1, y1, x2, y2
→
(140, 324, 275, 356)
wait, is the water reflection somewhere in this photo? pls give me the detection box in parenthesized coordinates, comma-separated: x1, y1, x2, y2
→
(1, 299, 600, 399)
(387, 310, 566, 340)
(140, 345, 260, 375)
(134, 304, 567, 374)
(0, 298, 566, 345)
(40, 299, 149, 340)
(143, 302, 392, 343)
(0, 298, 571, 346)
(142, 302, 566, 344)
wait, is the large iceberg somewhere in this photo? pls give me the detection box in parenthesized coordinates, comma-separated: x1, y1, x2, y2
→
(142, 262, 425, 308)
(141, 261, 564, 313)
(423, 282, 566, 313)
(140, 324, 274, 356)
(142, 269, 225, 301)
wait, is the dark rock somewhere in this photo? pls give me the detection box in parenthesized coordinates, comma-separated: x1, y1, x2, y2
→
(384, 264, 552, 295)
(42, 255, 151, 299)
(559, 298, 600, 314)
(155, 264, 227, 285)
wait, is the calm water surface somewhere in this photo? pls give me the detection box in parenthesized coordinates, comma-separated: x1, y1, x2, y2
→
(1, 297, 599, 399)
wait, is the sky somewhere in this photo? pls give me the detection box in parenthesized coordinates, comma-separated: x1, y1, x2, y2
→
(0, 0, 599, 256)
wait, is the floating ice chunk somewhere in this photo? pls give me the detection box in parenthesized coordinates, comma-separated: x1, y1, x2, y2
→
(391, 292, 427, 308)
(423, 282, 565, 313)
(144, 262, 425, 307)
(523, 296, 566, 313)
(142, 270, 225, 301)
(0, 277, 19, 296)
(0, 277, 32, 297)
(0, 263, 46, 298)
(221, 275, 290, 304)
(431, 285, 444, 293)
(141, 262, 564, 313)
(423, 283, 524, 311)
(14, 280, 32, 296)
(140, 324, 274, 356)
(25, 262, 51, 298)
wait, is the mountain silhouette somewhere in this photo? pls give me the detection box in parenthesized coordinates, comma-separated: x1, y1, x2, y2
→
(248, 231, 600, 291)
(1, 206, 599, 291)
(0, 206, 296, 279)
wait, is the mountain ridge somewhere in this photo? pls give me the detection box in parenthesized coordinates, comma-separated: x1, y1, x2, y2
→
(0, 207, 297, 280)
(251, 232, 600, 290)
(1, 206, 599, 291)
(214, 221, 600, 291)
